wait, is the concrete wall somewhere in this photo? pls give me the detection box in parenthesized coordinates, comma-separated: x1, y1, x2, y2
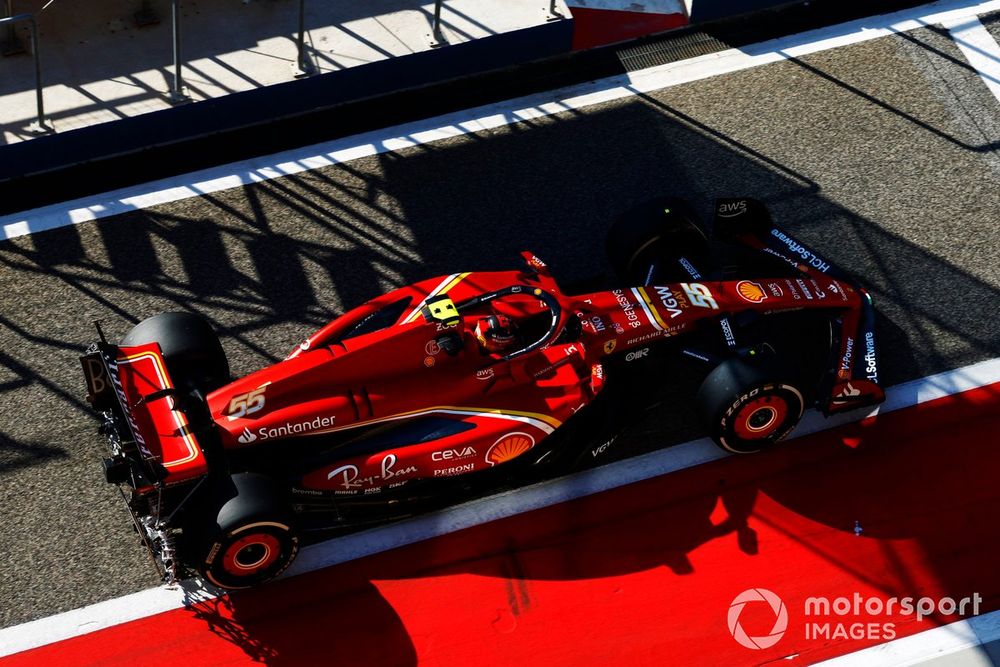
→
(0, 19, 573, 183)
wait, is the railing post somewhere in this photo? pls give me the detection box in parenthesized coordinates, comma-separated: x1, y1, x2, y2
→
(428, 0, 445, 47)
(547, 0, 564, 21)
(168, 0, 189, 103)
(28, 15, 46, 130)
(293, 0, 315, 78)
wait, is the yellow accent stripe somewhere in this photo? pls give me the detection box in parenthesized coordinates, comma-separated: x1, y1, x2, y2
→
(402, 272, 471, 323)
(118, 351, 201, 467)
(636, 287, 670, 329)
(629, 287, 657, 330)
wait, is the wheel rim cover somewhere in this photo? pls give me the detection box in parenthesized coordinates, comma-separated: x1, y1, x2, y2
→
(733, 395, 788, 440)
(222, 533, 281, 576)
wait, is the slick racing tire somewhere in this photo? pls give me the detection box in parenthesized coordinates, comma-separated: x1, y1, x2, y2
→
(122, 311, 230, 394)
(193, 474, 299, 590)
(697, 358, 804, 454)
(606, 197, 710, 283)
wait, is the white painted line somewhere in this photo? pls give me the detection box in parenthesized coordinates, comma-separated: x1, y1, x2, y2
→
(2, 356, 999, 658)
(3, 0, 1000, 240)
(0, 582, 222, 659)
(942, 15, 1000, 105)
(815, 608, 1000, 666)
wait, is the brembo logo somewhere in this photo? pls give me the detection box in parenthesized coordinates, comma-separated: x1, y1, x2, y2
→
(728, 588, 789, 650)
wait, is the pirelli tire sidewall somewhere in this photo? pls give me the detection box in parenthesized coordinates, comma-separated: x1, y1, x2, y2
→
(201, 520, 299, 590)
(715, 382, 804, 454)
(192, 473, 299, 589)
(697, 358, 805, 454)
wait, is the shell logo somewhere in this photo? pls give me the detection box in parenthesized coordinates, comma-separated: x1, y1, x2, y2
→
(485, 432, 535, 466)
(736, 280, 767, 303)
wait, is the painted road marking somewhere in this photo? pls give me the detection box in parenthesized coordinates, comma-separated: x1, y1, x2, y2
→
(942, 15, 1000, 105)
(815, 608, 1000, 666)
(2, 0, 1000, 240)
(1, 356, 999, 657)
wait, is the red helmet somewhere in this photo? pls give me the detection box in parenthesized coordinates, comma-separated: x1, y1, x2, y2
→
(474, 314, 518, 353)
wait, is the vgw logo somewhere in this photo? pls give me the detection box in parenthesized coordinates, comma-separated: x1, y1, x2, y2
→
(727, 588, 789, 650)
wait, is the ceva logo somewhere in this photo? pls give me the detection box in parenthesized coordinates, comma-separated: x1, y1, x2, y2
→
(728, 588, 788, 650)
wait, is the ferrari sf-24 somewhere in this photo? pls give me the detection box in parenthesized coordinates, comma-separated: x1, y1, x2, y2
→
(80, 197, 884, 588)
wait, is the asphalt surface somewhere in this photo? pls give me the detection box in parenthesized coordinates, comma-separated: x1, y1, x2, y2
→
(1, 16, 999, 629)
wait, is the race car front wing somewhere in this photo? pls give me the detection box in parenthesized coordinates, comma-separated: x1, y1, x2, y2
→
(714, 198, 886, 415)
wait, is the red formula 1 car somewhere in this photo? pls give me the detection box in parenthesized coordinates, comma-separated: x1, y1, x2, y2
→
(80, 198, 884, 588)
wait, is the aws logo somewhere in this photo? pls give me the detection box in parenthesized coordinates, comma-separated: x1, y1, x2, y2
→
(718, 200, 749, 218)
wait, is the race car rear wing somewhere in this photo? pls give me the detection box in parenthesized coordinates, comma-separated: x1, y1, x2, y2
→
(713, 198, 885, 415)
(81, 340, 209, 488)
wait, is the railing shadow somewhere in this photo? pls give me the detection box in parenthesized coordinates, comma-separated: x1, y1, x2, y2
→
(1, 31, 999, 646)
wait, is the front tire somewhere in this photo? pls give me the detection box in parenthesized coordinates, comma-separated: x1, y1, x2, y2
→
(606, 197, 711, 283)
(697, 358, 804, 454)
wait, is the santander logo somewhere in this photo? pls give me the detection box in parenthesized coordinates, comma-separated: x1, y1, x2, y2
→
(727, 588, 788, 650)
(237, 427, 257, 444)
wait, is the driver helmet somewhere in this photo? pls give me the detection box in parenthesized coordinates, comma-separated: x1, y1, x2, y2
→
(474, 314, 518, 354)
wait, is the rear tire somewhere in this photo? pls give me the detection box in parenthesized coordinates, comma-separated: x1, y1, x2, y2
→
(121, 312, 229, 394)
(697, 358, 804, 454)
(192, 473, 299, 590)
(606, 197, 711, 283)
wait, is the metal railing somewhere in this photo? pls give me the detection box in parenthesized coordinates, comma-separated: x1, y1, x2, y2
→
(429, 0, 445, 48)
(294, 0, 316, 77)
(0, 13, 49, 132)
(168, 0, 188, 103)
(2, 0, 568, 137)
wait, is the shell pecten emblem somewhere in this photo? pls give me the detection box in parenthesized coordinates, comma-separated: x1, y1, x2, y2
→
(736, 280, 767, 304)
(485, 432, 535, 466)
